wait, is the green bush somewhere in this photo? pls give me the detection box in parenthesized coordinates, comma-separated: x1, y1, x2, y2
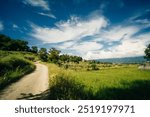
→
(90, 63, 99, 70)
(24, 56, 35, 61)
(48, 74, 92, 100)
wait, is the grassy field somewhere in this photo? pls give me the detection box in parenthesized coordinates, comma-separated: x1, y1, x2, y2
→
(47, 63, 150, 100)
(0, 51, 36, 90)
(0, 50, 38, 61)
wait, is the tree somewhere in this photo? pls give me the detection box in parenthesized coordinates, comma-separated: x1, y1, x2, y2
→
(48, 48, 61, 63)
(145, 44, 150, 61)
(10, 40, 29, 51)
(60, 54, 70, 63)
(59, 54, 82, 63)
(69, 55, 82, 63)
(38, 48, 48, 62)
(0, 34, 29, 51)
(31, 46, 38, 53)
(0, 34, 11, 50)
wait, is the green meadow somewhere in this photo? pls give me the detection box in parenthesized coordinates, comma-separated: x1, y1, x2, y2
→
(47, 63, 150, 100)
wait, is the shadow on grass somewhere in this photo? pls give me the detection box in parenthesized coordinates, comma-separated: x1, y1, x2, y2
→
(18, 79, 150, 100)
(94, 80, 150, 100)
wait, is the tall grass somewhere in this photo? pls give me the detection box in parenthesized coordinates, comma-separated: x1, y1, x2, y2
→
(47, 64, 91, 99)
(0, 54, 35, 89)
(47, 63, 150, 100)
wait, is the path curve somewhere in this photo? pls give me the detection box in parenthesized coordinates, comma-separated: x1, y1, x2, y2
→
(0, 63, 49, 100)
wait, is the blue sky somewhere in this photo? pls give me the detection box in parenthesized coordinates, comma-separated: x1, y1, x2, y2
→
(0, 0, 150, 59)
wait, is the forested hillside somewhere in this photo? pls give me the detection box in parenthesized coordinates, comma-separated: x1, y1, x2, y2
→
(0, 34, 29, 51)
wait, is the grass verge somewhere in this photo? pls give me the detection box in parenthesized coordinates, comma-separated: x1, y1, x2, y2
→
(0, 55, 35, 90)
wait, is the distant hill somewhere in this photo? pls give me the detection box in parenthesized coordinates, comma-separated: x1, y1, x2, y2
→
(95, 56, 146, 63)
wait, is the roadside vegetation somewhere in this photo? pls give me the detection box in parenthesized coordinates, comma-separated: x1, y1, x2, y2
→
(47, 63, 150, 100)
(0, 51, 35, 89)
(0, 34, 38, 90)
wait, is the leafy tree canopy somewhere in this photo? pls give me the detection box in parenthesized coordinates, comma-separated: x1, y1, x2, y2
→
(0, 34, 29, 51)
(144, 44, 150, 61)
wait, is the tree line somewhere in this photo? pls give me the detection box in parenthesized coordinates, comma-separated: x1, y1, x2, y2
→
(0, 34, 83, 63)
(38, 47, 82, 63)
(0, 34, 29, 51)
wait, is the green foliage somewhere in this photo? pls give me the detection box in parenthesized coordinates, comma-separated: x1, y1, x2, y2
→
(70, 55, 82, 63)
(31, 46, 38, 54)
(46, 64, 92, 99)
(24, 56, 35, 61)
(48, 48, 60, 63)
(47, 48, 83, 64)
(144, 44, 150, 60)
(48, 75, 89, 99)
(60, 54, 82, 63)
(90, 63, 99, 70)
(38, 48, 48, 62)
(0, 34, 29, 51)
(60, 54, 70, 63)
(0, 55, 35, 89)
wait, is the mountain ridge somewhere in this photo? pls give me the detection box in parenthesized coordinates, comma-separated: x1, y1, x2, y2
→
(95, 56, 146, 63)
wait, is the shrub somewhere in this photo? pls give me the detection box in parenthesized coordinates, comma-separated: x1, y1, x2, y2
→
(48, 72, 93, 99)
(90, 63, 99, 70)
(24, 56, 35, 61)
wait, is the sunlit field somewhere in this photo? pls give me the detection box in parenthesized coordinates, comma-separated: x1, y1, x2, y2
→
(47, 63, 150, 100)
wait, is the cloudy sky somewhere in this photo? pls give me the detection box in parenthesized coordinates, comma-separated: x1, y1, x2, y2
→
(0, 0, 150, 59)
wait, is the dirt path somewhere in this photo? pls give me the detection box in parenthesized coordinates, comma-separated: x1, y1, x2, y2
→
(0, 63, 49, 100)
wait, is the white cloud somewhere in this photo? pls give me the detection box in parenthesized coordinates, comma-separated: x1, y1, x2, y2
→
(57, 41, 75, 49)
(135, 19, 150, 24)
(84, 20, 150, 59)
(0, 22, 4, 31)
(13, 24, 19, 29)
(23, 0, 50, 11)
(84, 33, 150, 60)
(128, 9, 150, 25)
(30, 15, 107, 43)
(38, 12, 56, 19)
(23, 0, 56, 19)
(72, 41, 103, 53)
(100, 25, 140, 41)
(29, 11, 150, 60)
(84, 51, 112, 60)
